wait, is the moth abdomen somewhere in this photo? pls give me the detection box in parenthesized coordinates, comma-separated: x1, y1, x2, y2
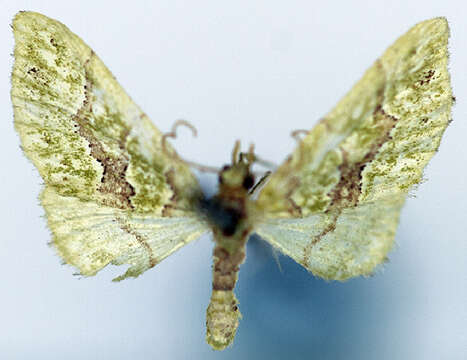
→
(206, 242, 246, 350)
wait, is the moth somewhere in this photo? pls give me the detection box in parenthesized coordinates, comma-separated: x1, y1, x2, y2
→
(11, 12, 452, 350)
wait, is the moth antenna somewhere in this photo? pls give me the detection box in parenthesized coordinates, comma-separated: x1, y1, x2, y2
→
(162, 119, 220, 173)
(252, 155, 277, 170)
(161, 119, 198, 156)
(290, 129, 310, 170)
(249, 170, 271, 196)
(186, 161, 220, 173)
(238, 143, 278, 170)
(290, 129, 309, 143)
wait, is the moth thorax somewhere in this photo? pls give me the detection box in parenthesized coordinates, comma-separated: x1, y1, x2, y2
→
(218, 163, 255, 193)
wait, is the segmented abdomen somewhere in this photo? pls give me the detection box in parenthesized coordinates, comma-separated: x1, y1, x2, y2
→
(206, 242, 246, 350)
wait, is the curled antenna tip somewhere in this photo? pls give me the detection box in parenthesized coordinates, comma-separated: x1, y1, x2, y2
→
(161, 119, 220, 174)
(161, 119, 199, 156)
(290, 129, 309, 143)
(173, 119, 198, 137)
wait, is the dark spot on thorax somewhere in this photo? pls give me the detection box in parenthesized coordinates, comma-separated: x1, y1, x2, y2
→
(197, 197, 243, 236)
(242, 174, 255, 190)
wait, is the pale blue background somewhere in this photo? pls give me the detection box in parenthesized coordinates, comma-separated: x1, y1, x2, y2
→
(1, 1, 466, 359)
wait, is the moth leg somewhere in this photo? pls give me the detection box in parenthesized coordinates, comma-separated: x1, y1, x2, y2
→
(249, 171, 271, 196)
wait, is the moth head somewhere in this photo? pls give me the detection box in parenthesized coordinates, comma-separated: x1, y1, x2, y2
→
(218, 164, 255, 191)
(218, 141, 255, 191)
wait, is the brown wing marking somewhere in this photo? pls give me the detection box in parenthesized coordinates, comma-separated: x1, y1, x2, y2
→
(73, 51, 135, 210)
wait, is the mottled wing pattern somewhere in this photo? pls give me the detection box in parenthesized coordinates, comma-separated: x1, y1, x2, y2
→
(11, 12, 208, 280)
(256, 18, 452, 280)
